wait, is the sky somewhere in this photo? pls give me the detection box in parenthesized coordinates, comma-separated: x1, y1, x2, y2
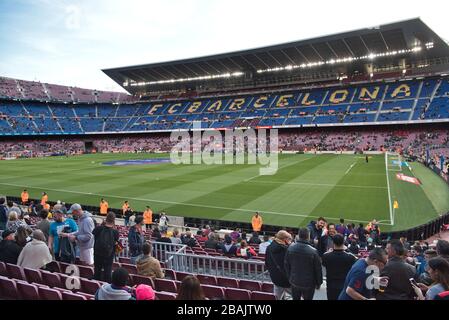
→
(0, 0, 448, 93)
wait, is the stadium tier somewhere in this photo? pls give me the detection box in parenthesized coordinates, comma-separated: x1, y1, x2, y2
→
(0, 75, 449, 135)
(0, 76, 133, 104)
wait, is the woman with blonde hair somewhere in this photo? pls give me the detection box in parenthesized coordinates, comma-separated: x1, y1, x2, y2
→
(6, 211, 28, 233)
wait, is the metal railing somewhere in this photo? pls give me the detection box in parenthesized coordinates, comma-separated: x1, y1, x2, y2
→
(116, 239, 270, 281)
(165, 250, 270, 281)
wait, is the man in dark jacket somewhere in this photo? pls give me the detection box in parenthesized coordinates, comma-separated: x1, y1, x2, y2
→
(265, 230, 293, 299)
(285, 228, 323, 300)
(204, 232, 220, 250)
(307, 217, 327, 256)
(376, 239, 417, 300)
(248, 232, 262, 245)
(0, 230, 22, 264)
(181, 231, 197, 248)
(220, 235, 237, 256)
(93, 212, 119, 283)
(128, 215, 145, 264)
(0, 198, 8, 231)
(322, 234, 357, 300)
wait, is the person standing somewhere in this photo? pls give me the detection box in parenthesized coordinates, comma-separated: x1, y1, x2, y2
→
(284, 228, 323, 300)
(99, 198, 109, 216)
(375, 239, 417, 300)
(0, 198, 8, 231)
(36, 209, 51, 240)
(122, 201, 132, 227)
(251, 212, 263, 233)
(21, 189, 29, 205)
(307, 217, 327, 256)
(339, 247, 388, 300)
(265, 230, 292, 299)
(143, 206, 153, 230)
(128, 215, 145, 264)
(41, 192, 48, 207)
(322, 234, 357, 300)
(48, 209, 78, 261)
(93, 212, 119, 283)
(65, 203, 95, 266)
(158, 212, 169, 233)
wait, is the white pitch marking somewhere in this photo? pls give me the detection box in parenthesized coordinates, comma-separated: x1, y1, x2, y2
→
(385, 153, 394, 226)
(345, 161, 357, 175)
(0, 181, 389, 225)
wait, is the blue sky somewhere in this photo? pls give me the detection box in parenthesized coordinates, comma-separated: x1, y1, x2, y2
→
(0, 0, 448, 93)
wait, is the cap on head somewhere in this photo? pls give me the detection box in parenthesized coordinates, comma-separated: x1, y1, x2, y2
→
(67, 203, 82, 214)
(2, 230, 15, 239)
(53, 209, 64, 215)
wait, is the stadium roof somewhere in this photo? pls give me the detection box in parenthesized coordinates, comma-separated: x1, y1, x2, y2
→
(103, 18, 449, 95)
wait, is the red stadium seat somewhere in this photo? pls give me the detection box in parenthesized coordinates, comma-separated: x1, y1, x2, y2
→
(119, 257, 131, 264)
(77, 292, 95, 300)
(251, 291, 276, 300)
(0, 277, 19, 299)
(201, 284, 225, 300)
(129, 274, 154, 288)
(261, 282, 274, 293)
(77, 265, 94, 279)
(62, 291, 87, 300)
(174, 271, 191, 282)
(59, 262, 71, 274)
(24, 268, 43, 284)
(45, 261, 61, 273)
(196, 274, 218, 286)
(156, 291, 177, 300)
(38, 287, 63, 300)
(59, 273, 82, 291)
(217, 277, 239, 289)
(112, 262, 121, 270)
(6, 263, 25, 281)
(80, 278, 101, 295)
(121, 263, 138, 275)
(154, 278, 177, 293)
(239, 279, 262, 292)
(41, 270, 62, 288)
(164, 269, 176, 280)
(32, 282, 49, 289)
(17, 282, 40, 300)
(0, 262, 7, 277)
(225, 287, 251, 300)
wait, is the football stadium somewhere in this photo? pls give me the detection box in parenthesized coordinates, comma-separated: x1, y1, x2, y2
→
(1, 2, 449, 305)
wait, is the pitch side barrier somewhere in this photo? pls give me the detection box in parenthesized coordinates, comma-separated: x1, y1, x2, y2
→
(115, 240, 270, 281)
(144, 241, 269, 281)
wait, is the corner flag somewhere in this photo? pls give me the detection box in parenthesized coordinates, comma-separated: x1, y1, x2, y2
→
(393, 200, 399, 209)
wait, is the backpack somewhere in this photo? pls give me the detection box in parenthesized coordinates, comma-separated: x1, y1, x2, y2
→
(95, 227, 116, 258)
(59, 236, 76, 263)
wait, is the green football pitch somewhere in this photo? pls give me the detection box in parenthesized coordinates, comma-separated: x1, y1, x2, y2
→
(0, 152, 448, 232)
